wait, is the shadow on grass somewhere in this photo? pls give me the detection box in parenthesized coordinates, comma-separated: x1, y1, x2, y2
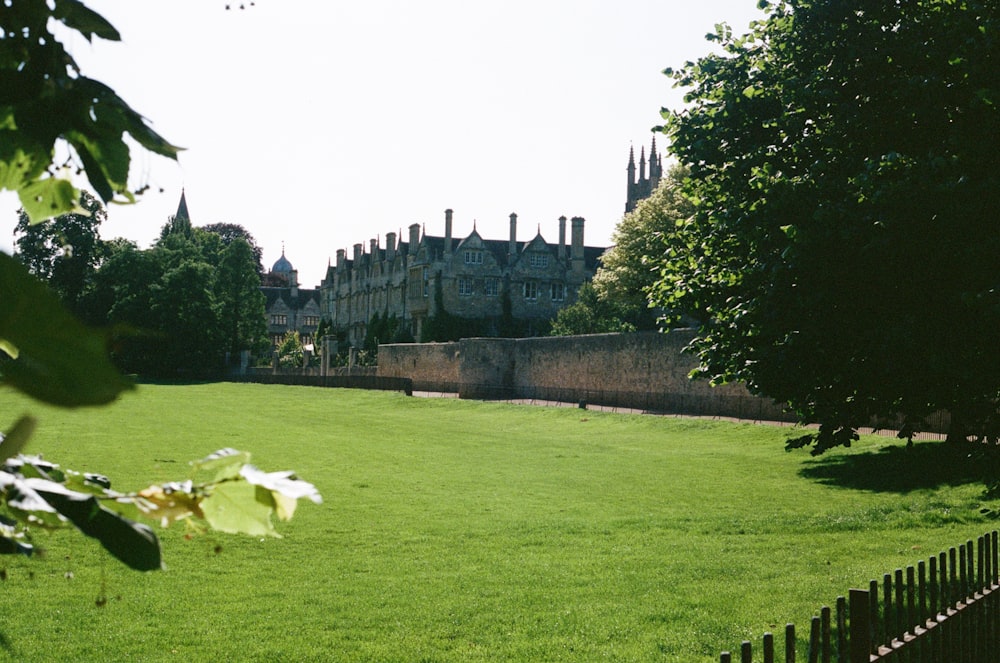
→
(799, 441, 986, 493)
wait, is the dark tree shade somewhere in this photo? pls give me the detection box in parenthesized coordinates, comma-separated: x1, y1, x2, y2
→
(652, 0, 1000, 450)
(14, 191, 107, 318)
(201, 223, 265, 277)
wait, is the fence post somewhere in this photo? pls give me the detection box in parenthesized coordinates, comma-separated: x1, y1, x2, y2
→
(849, 589, 871, 663)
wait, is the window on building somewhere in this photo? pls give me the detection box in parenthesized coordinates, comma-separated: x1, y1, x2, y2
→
(458, 277, 474, 296)
(523, 281, 538, 301)
(529, 253, 549, 268)
(422, 266, 429, 297)
(408, 269, 422, 298)
(551, 282, 565, 301)
(464, 250, 484, 265)
(304, 316, 320, 326)
(484, 278, 499, 297)
(270, 314, 288, 326)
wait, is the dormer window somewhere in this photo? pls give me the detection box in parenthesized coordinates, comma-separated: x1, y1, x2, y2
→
(464, 250, 484, 265)
(529, 253, 549, 268)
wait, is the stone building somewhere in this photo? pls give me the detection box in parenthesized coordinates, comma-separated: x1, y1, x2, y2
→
(319, 210, 605, 346)
(625, 136, 663, 214)
(261, 249, 322, 349)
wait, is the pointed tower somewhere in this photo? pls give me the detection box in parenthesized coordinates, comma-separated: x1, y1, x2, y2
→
(625, 145, 638, 214)
(650, 136, 662, 189)
(625, 137, 662, 214)
(175, 188, 191, 222)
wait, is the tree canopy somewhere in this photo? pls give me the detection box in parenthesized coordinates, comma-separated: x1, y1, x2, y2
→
(548, 282, 636, 337)
(14, 190, 106, 318)
(652, 0, 1000, 451)
(591, 164, 693, 331)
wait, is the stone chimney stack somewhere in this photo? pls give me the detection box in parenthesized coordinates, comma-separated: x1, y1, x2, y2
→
(408, 223, 420, 256)
(370, 238, 378, 260)
(508, 212, 518, 258)
(353, 243, 363, 264)
(445, 209, 453, 253)
(571, 216, 585, 274)
(290, 269, 299, 298)
(336, 248, 346, 271)
(558, 215, 567, 261)
(386, 232, 396, 262)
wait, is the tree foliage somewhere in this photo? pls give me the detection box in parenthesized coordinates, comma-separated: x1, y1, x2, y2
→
(14, 190, 107, 317)
(79, 218, 266, 376)
(275, 329, 304, 369)
(216, 238, 268, 358)
(201, 222, 265, 277)
(549, 282, 636, 336)
(1, 1, 318, 571)
(0, 0, 180, 222)
(591, 164, 693, 331)
(653, 0, 1000, 451)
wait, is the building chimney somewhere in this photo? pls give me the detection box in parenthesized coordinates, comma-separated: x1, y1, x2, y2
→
(571, 216, 585, 273)
(386, 232, 396, 262)
(336, 248, 346, 271)
(353, 243, 363, 263)
(408, 223, 421, 257)
(509, 212, 518, 258)
(558, 215, 567, 261)
(370, 238, 378, 260)
(445, 209, 453, 253)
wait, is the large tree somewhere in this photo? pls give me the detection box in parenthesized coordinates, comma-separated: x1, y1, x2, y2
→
(14, 190, 107, 317)
(591, 164, 693, 331)
(652, 0, 1000, 451)
(215, 237, 268, 358)
(201, 222, 265, 277)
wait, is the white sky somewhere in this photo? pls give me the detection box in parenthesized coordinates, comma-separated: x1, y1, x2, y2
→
(2, 0, 765, 287)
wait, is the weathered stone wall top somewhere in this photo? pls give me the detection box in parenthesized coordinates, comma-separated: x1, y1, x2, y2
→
(376, 330, 774, 414)
(378, 341, 461, 391)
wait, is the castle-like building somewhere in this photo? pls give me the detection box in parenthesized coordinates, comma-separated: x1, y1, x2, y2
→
(625, 136, 663, 214)
(318, 210, 605, 345)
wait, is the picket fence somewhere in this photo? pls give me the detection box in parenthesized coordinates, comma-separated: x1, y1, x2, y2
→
(720, 531, 999, 663)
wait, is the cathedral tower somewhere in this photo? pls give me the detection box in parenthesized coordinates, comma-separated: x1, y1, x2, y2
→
(625, 136, 662, 214)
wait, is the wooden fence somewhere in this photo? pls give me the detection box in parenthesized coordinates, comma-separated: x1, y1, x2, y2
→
(720, 530, 1000, 662)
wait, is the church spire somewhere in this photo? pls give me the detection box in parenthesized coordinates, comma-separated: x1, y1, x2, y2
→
(175, 188, 190, 222)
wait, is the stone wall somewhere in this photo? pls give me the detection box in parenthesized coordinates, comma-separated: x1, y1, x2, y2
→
(377, 341, 463, 392)
(378, 331, 792, 421)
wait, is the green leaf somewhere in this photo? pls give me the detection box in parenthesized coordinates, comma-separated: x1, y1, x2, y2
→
(191, 448, 252, 482)
(0, 252, 134, 406)
(0, 416, 37, 462)
(0, 520, 33, 557)
(201, 480, 278, 537)
(239, 465, 322, 521)
(51, 0, 121, 42)
(17, 177, 82, 223)
(27, 479, 162, 571)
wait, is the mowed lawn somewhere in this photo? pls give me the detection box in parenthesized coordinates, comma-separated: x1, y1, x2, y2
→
(0, 383, 993, 662)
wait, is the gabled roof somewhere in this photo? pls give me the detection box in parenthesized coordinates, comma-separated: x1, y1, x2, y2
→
(261, 286, 320, 312)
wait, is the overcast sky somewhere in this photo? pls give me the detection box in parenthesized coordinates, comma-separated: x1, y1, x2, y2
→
(2, 0, 765, 287)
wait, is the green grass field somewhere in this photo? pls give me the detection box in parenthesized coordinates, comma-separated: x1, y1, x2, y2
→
(0, 383, 994, 662)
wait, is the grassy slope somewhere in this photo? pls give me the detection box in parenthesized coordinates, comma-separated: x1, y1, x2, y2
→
(0, 383, 992, 662)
